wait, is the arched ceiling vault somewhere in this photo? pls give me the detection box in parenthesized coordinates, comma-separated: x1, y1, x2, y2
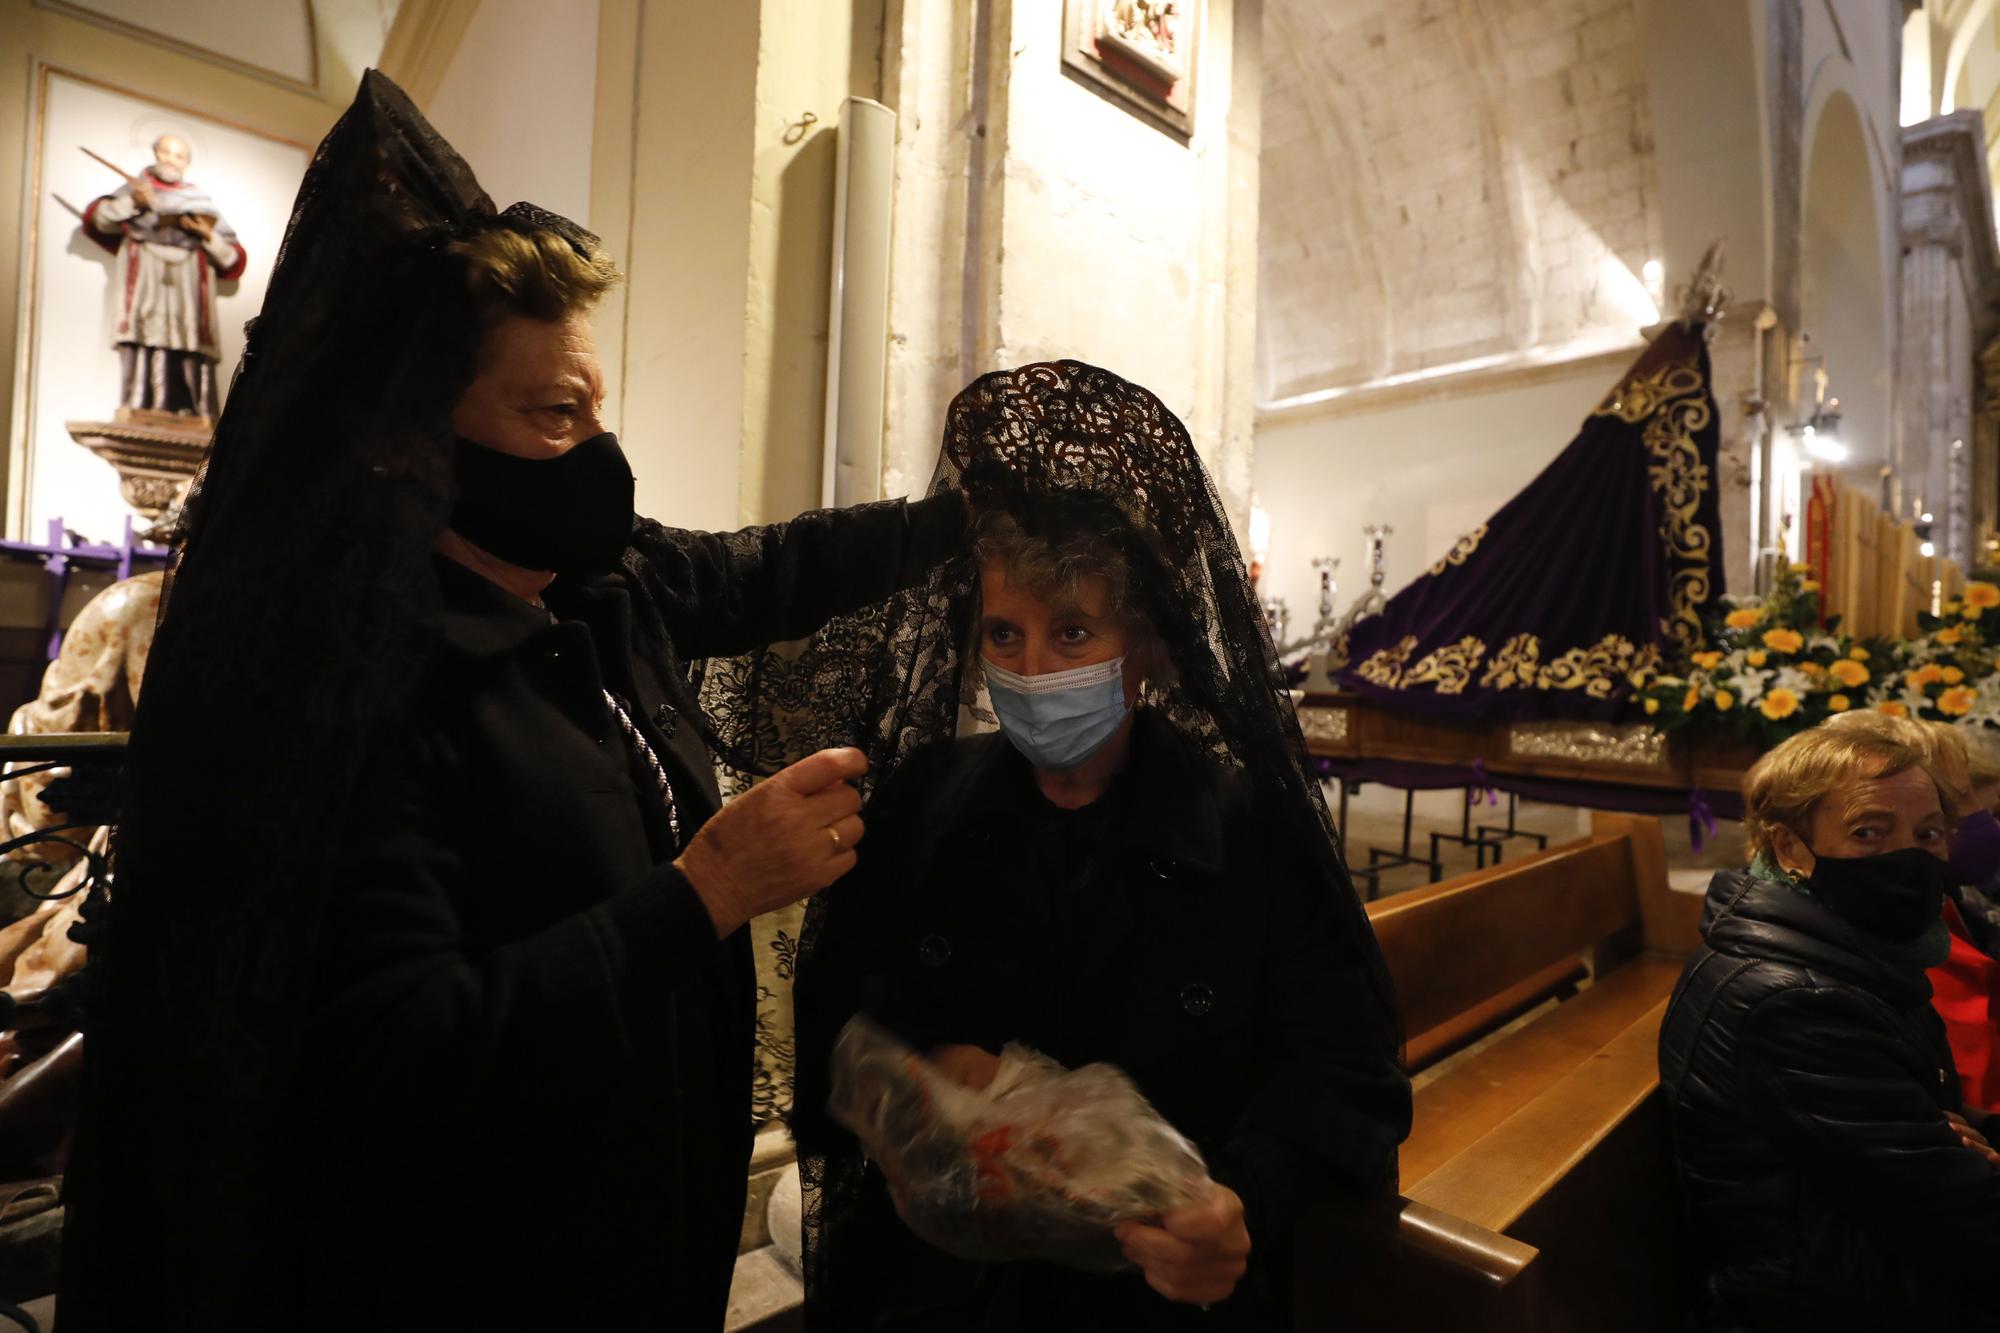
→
(1257, 0, 1667, 406)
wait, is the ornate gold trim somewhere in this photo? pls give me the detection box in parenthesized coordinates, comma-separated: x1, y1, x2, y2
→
(1594, 359, 1715, 653)
(1402, 636, 1486, 694)
(1354, 635, 1420, 688)
(1427, 524, 1488, 577)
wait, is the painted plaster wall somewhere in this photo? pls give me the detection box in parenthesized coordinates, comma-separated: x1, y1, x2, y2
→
(1252, 358, 1622, 629)
(738, 0, 887, 527)
(616, 4, 761, 532)
(426, 0, 600, 228)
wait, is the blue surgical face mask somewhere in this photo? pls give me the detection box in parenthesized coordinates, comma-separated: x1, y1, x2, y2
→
(982, 656, 1130, 771)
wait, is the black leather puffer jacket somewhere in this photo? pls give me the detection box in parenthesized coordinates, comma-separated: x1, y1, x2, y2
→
(1658, 868, 2000, 1332)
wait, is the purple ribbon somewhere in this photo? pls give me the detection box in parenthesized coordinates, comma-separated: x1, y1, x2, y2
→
(1689, 788, 1717, 854)
(1469, 759, 1499, 807)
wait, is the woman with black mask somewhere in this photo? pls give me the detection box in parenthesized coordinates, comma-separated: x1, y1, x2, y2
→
(1659, 720, 2000, 1332)
(58, 74, 961, 1331)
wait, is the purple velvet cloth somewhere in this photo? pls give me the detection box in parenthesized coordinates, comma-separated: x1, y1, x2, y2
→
(1335, 323, 1725, 720)
(1949, 807, 2000, 889)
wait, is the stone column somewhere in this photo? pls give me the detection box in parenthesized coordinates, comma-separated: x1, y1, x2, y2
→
(1898, 113, 2000, 568)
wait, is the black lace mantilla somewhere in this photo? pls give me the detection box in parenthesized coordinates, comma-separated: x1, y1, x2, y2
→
(694, 360, 1405, 1310)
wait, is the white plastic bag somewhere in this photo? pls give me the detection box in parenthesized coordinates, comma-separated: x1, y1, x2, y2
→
(827, 1015, 1212, 1271)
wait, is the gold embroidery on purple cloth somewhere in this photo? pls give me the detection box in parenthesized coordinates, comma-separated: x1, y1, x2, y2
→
(1534, 634, 1643, 698)
(1427, 525, 1489, 578)
(1480, 633, 1541, 690)
(1595, 358, 1715, 653)
(1354, 635, 1420, 687)
(1401, 636, 1487, 694)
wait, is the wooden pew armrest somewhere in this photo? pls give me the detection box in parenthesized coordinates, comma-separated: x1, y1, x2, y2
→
(1294, 1193, 1540, 1331)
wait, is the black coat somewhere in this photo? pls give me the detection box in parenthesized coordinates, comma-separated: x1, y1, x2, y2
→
(793, 711, 1411, 1331)
(296, 495, 961, 1331)
(1657, 868, 2000, 1332)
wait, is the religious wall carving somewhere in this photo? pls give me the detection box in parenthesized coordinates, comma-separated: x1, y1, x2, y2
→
(1062, 0, 1199, 139)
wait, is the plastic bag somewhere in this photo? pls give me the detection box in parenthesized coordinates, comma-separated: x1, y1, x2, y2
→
(827, 1015, 1212, 1272)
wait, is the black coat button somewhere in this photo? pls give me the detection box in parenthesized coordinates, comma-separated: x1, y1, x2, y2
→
(1180, 982, 1215, 1017)
(653, 703, 678, 738)
(919, 934, 951, 967)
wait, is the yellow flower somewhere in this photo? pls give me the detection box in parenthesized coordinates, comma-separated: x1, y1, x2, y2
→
(1940, 685, 1979, 716)
(1850, 647, 1871, 661)
(1713, 690, 1735, 712)
(1761, 629, 1804, 654)
(1936, 627, 1964, 646)
(1944, 666, 1966, 685)
(1800, 661, 1825, 676)
(1877, 702, 1910, 719)
(1829, 659, 1871, 688)
(1759, 688, 1800, 720)
(1725, 608, 1764, 630)
(1746, 650, 1768, 667)
(1691, 651, 1724, 671)
(1801, 580, 1821, 594)
(1964, 581, 2000, 609)
(1644, 697, 1660, 715)
(1910, 664, 1945, 688)
(1683, 687, 1701, 712)
(1827, 694, 1851, 712)
(1945, 600, 1963, 616)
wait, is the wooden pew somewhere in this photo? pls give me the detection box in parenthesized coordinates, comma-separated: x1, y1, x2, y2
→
(1297, 812, 1703, 1332)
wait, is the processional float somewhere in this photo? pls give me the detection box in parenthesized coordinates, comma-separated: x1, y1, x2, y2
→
(1290, 251, 1745, 891)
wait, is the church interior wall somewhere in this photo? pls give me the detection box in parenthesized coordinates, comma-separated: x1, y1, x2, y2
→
(875, 0, 1261, 528)
(986, 0, 1257, 522)
(1636, 0, 1769, 310)
(424, 0, 600, 229)
(1253, 355, 1626, 623)
(1252, 0, 1915, 620)
(613, 2, 761, 533)
(737, 0, 888, 529)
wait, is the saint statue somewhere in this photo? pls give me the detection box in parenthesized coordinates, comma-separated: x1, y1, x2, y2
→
(80, 133, 245, 421)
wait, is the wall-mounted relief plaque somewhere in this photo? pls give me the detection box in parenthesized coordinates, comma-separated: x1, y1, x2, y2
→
(1061, 0, 1199, 141)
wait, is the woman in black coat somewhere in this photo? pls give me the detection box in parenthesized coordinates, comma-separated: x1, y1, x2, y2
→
(1658, 716, 2000, 1332)
(787, 363, 1409, 1330)
(60, 74, 960, 1332)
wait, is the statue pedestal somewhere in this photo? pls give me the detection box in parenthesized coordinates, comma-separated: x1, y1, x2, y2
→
(64, 411, 209, 535)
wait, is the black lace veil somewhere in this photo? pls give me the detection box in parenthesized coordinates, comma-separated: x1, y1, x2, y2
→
(59, 72, 563, 1328)
(697, 360, 1404, 1306)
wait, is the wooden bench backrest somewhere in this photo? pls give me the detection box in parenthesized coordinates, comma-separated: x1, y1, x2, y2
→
(1365, 831, 1641, 1040)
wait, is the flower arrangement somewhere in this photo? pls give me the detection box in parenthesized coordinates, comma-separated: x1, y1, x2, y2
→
(1634, 558, 2000, 743)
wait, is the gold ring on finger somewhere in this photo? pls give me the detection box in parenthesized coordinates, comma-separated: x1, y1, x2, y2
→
(826, 825, 843, 852)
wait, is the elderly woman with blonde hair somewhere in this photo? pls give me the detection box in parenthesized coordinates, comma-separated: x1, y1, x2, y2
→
(1658, 718, 2000, 1332)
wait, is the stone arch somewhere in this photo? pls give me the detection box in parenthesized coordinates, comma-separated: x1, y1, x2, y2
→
(1799, 83, 1893, 472)
(1941, 0, 2000, 113)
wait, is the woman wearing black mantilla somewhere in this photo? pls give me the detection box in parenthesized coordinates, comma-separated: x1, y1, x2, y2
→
(780, 362, 1412, 1329)
(59, 74, 963, 1331)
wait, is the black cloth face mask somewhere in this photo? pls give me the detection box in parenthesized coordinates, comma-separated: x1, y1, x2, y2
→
(1803, 846, 1953, 943)
(452, 431, 636, 576)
